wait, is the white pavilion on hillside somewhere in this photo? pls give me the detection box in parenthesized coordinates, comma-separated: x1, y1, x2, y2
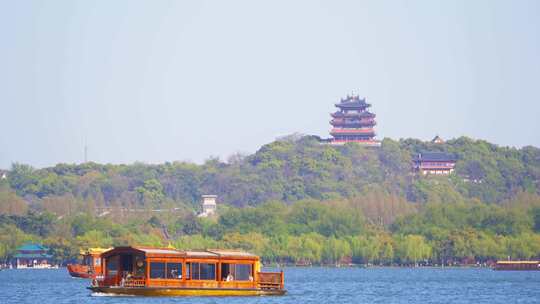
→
(198, 195, 217, 217)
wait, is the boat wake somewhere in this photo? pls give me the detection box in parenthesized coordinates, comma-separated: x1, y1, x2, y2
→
(91, 292, 135, 297)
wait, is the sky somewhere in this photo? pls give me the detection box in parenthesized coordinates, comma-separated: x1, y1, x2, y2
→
(1, 0, 539, 169)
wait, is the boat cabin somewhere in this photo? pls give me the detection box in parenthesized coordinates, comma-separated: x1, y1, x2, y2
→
(68, 248, 110, 278)
(94, 246, 284, 293)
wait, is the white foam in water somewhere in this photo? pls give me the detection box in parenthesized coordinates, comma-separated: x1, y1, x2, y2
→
(91, 292, 135, 297)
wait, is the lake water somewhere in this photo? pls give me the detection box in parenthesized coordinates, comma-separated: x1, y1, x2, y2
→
(1, 267, 539, 304)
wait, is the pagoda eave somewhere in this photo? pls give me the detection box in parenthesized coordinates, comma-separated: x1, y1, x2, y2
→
(334, 103, 371, 109)
(330, 128, 375, 134)
(328, 139, 381, 146)
(330, 122, 376, 128)
(331, 112, 376, 119)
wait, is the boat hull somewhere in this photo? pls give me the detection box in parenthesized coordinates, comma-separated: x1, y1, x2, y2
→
(67, 264, 92, 278)
(494, 261, 540, 271)
(88, 286, 286, 296)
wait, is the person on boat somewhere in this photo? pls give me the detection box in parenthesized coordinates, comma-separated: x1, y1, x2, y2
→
(171, 269, 182, 279)
(120, 272, 133, 286)
(226, 273, 234, 281)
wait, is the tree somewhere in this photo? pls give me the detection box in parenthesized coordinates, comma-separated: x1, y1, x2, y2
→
(533, 207, 540, 233)
(351, 235, 379, 264)
(0, 187, 28, 215)
(396, 235, 432, 266)
(76, 230, 113, 248)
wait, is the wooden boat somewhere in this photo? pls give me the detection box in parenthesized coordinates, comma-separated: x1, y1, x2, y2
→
(494, 260, 540, 271)
(67, 248, 110, 278)
(88, 246, 286, 296)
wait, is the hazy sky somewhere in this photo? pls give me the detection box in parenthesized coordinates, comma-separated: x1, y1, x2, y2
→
(1, 0, 539, 169)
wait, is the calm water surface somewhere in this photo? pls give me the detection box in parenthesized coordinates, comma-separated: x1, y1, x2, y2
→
(1, 267, 539, 304)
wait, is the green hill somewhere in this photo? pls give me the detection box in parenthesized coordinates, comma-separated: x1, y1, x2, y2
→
(0, 136, 539, 265)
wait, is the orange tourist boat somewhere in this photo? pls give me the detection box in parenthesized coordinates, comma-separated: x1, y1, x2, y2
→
(88, 246, 286, 296)
(494, 260, 540, 271)
(67, 248, 110, 278)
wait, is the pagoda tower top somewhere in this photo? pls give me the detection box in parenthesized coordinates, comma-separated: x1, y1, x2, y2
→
(335, 95, 371, 108)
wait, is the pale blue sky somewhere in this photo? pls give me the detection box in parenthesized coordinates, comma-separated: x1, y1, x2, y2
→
(1, 0, 539, 168)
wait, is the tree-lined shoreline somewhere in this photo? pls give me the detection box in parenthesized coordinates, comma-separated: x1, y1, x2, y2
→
(1, 136, 539, 266)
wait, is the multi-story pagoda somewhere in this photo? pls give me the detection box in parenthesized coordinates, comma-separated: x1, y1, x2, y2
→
(329, 95, 381, 146)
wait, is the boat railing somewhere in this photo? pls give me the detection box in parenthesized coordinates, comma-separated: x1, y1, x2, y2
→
(91, 275, 107, 287)
(123, 277, 146, 287)
(94, 275, 116, 287)
(257, 271, 284, 290)
(93, 275, 146, 288)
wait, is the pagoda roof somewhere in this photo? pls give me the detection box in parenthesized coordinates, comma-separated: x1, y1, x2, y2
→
(16, 243, 49, 252)
(330, 119, 376, 126)
(335, 96, 371, 109)
(413, 152, 457, 162)
(14, 252, 53, 259)
(431, 135, 444, 143)
(331, 111, 375, 118)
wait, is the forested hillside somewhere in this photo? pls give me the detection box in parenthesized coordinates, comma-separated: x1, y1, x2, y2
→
(1, 136, 539, 265)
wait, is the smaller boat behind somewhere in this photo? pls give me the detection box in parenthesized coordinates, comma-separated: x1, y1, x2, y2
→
(68, 248, 110, 278)
(494, 260, 540, 271)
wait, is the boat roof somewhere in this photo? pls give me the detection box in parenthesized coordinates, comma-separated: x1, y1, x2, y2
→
(207, 249, 259, 258)
(80, 247, 112, 255)
(101, 246, 259, 260)
(141, 248, 186, 256)
(497, 260, 539, 264)
(184, 250, 219, 258)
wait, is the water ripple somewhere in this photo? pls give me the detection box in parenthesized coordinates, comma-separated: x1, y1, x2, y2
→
(1, 267, 539, 304)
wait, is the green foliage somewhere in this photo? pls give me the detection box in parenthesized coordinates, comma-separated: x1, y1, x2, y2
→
(533, 207, 540, 233)
(3, 136, 540, 207)
(76, 230, 113, 248)
(0, 135, 539, 265)
(395, 234, 432, 265)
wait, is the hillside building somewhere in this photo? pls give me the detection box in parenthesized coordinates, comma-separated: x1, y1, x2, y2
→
(198, 195, 217, 217)
(13, 243, 55, 269)
(431, 135, 445, 144)
(413, 152, 457, 175)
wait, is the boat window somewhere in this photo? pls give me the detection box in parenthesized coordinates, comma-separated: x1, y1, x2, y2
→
(235, 264, 252, 281)
(121, 254, 133, 272)
(191, 263, 199, 279)
(167, 263, 182, 279)
(221, 263, 233, 281)
(134, 257, 146, 277)
(188, 262, 216, 280)
(106, 257, 118, 276)
(221, 263, 252, 281)
(200, 263, 216, 280)
(150, 262, 166, 279)
(94, 258, 101, 266)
